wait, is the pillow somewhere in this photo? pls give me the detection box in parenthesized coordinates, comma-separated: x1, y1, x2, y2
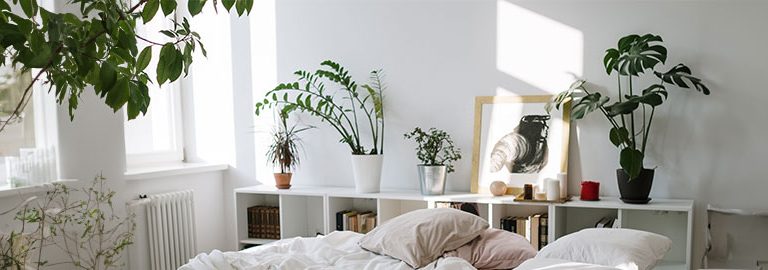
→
(358, 208, 489, 268)
(444, 228, 537, 270)
(536, 228, 672, 270)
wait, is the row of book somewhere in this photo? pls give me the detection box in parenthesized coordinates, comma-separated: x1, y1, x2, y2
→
(435, 201, 480, 216)
(335, 210, 377, 233)
(500, 213, 548, 250)
(595, 216, 619, 228)
(247, 206, 280, 239)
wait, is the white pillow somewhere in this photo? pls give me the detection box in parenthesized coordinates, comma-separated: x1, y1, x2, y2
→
(358, 208, 488, 268)
(536, 228, 671, 270)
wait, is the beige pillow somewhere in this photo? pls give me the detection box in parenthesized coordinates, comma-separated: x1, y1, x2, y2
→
(445, 228, 537, 270)
(359, 208, 489, 268)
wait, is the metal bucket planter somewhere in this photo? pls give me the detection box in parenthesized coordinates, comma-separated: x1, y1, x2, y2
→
(418, 165, 447, 195)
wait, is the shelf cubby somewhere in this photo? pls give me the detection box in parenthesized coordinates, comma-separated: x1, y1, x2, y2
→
(327, 196, 377, 232)
(490, 204, 549, 230)
(553, 206, 618, 238)
(234, 193, 279, 249)
(279, 194, 325, 238)
(621, 209, 690, 266)
(378, 199, 429, 224)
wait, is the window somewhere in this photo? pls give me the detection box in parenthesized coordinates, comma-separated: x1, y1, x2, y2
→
(123, 8, 185, 168)
(0, 66, 58, 188)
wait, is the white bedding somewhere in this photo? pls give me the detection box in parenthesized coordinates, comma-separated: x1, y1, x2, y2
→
(179, 231, 476, 270)
(516, 258, 621, 270)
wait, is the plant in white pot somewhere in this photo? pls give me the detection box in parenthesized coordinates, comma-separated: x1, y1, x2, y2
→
(547, 33, 710, 204)
(255, 60, 385, 193)
(266, 110, 312, 189)
(404, 127, 462, 195)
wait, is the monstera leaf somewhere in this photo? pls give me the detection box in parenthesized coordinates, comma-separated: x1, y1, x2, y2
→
(654, 64, 711, 95)
(571, 92, 609, 119)
(604, 34, 667, 76)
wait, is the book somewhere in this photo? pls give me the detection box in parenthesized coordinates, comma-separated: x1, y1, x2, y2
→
(530, 214, 540, 248)
(514, 216, 528, 239)
(343, 211, 357, 231)
(357, 212, 373, 233)
(539, 214, 548, 249)
(336, 210, 351, 231)
(364, 214, 377, 233)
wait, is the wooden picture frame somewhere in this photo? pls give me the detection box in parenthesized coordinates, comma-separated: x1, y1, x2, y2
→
(470, 95, 570, 195)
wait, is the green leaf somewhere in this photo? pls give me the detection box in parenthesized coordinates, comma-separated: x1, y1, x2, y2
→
(136, 47, 152, 71)
(99, 62, 117, 96)
(167, 49, 184, 81)
(222, 0, 235, 10)
(188, 0, 207, 16)
(571, 92, 609, 119)
(654, 64, 710, 95)
(161, 0, 177, 16)
(105, 78, 130, 112)
(605, 100, 639, 116)
(142, 0, 160, 22)
(19, 0, 38, 17)
(235, 0, 247, 15)
(156, 43, 177, 84)
(607, 34, 667, 76)
(620, 148, 644, 179)
(609, 127, 630, 147)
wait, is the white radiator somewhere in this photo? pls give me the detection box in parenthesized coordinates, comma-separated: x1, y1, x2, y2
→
(127, 190, 197, 270)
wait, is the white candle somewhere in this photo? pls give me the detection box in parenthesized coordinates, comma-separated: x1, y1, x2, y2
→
(546, 179, 561, 201)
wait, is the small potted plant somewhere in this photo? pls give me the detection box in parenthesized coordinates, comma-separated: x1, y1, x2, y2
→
(404, 127, 462, 195)
(267, 111, 312, 189)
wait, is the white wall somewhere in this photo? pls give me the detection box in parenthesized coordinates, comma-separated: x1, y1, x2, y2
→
(273, 0, 768, 264)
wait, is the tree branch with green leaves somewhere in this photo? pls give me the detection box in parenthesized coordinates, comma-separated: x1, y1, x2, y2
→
(0, 0, 254, 132)
(255, 60, 385, 155)
(547, 33, 710, 179)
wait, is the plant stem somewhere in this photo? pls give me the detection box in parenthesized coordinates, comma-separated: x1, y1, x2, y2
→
(628, 75, 636, 149)
(642, 107, 655, 154)
(617, 74, 627, 131)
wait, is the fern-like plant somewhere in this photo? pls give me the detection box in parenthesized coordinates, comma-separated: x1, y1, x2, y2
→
(255, 60, 385, 155)
(547, 34, 710, 179)
(266, 111, 312, 174)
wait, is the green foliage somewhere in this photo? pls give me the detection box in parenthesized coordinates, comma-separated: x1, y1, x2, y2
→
(0, 175, 135, 270)
(403, 127, 462, 173)
(255, 60, 386, 155)
(266, 111, 313, 174)
(547, 33, 710, 179)
(0, 0, 253, 132)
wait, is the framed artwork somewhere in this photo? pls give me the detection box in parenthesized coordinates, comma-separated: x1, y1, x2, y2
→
(470, 95, 570, 195)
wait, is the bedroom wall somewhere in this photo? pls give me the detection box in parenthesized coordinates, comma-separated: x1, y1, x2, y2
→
(273, 0, 768, 264)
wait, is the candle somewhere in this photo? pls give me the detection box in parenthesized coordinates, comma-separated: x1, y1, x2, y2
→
(546, 179, 561, 201)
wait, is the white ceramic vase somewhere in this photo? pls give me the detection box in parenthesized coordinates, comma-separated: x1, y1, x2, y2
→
(351, 154, 383, 193)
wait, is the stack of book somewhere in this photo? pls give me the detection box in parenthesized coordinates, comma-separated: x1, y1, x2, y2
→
(500, 213, 548, 250)
(435, 201, 480, 216)
(247, 206, 280, 239)
(335, 210, 377, 233)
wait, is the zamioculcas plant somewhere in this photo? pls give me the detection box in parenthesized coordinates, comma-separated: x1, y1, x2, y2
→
(255, 60, 385, 155)
(0, 0, 254, 132)
(547, 34, 710, 202)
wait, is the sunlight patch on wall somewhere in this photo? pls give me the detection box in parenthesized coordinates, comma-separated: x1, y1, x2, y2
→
(496, 1, 583, 93)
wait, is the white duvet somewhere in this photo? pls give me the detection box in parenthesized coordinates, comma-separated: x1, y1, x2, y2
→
(179, 231, 476, 270)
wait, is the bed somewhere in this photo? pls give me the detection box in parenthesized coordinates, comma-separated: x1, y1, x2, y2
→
(181, 208, 670, 270)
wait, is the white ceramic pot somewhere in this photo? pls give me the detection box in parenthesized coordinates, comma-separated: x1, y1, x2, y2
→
(351, 154, 383, 193)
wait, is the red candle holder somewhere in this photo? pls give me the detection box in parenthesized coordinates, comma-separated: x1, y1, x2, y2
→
(580, 181, 600, 201)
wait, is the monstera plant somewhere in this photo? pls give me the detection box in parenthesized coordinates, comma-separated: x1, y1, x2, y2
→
(547, 33, 710, 203)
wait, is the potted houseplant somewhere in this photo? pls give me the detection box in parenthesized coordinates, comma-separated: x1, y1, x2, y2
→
(255, 60, 385, 193)
(404, 127, 462, 195)
(266, 111, 312, 189)
(547, 33, 710, 204)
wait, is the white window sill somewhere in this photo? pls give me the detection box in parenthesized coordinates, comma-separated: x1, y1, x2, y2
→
(124, 162, 229, 181)
(0, 179, 78, 199)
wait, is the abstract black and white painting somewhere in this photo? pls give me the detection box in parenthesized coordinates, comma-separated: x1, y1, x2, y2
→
(471, 96, 569, 194)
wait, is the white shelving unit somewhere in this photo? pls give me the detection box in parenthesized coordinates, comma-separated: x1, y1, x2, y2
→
(234, 185, 694, 270)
